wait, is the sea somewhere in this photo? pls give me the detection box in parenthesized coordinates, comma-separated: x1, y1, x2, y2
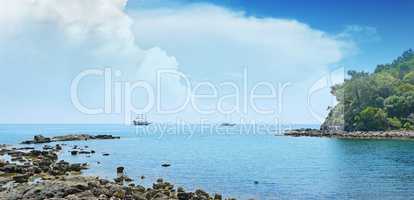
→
(1, 124, 414, 200)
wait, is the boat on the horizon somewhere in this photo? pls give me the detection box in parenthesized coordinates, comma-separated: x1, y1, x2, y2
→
(133, 114, 151, 126)
(220, 122, 236, 127)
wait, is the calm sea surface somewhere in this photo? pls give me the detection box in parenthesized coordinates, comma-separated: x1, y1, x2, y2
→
(1, 124, 414, 200)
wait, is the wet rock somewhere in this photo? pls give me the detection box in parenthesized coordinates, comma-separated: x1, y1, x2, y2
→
(153, 181, 173, 190)
(34, 135, 52, 143)
(195, 189, 210, 199)
(177, 187, 185, 193)
(116, 166, 124, 174)
(53, 134, 91, 141)
(177, 191, 193, 200)
(69, 163, 88, 172)
(214, 193, 222, 200)
(114, 177, 123, 183)
(78, 151, 91, 154)
(43, 145, 53, 150)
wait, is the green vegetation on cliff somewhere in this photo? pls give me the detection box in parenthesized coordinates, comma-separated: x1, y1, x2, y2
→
(322, 49, 414, 131)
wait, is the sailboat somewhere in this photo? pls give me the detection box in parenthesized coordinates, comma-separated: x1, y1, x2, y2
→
(133, 114, 151, 126)
(220, 114, 236, 127)
(220, 122, 236, 127)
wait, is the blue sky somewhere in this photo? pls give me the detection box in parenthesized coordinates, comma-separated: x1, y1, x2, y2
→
(0, 0, 413, 124)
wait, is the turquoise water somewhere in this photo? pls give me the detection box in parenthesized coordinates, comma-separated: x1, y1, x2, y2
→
(1, 124, 414, 199)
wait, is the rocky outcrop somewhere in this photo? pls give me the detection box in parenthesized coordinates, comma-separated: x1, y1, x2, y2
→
(21, 134, 120, 144)
(1, 174, 224, 200)
(0, 143, 234, 200)
(285, 129, 414, 139)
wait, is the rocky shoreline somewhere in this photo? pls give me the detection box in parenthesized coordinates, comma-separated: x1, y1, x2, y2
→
(21, 134, 120, 144)
(0, 134, 231, 200)
(285, 129, 414, 139)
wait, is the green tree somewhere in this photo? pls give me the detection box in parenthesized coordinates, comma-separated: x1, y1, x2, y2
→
(388, 117, 402, 129)
(403, 71, 414, 84)
(384, 95, 406, 118)
(323, 49, 414, 131)
(354, 107, 388, 131)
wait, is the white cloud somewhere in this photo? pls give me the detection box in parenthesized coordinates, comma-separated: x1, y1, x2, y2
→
(130, 5, 351, 83)
(129, 4, 353, 123)
(0, 0, 186, 123)
(337, 25, 381, 43)
(0, 0, 355, 123)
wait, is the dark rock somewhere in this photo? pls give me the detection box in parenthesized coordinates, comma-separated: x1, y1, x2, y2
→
(102, 153, 110, 156)
(1, 164, 25, 173)
(117, 166, 124, 174)
(13, 173, 30, 183)
(71, 151, 78, 155)
(68, 163, 87, 171)
(177, 191, 193, 200)
(177, 187, 185, 193)
(43, 145, 53, 150)
(214, 193, 222, 200)
(161, 163, 171, 167)
(79, 151, 91, 154)
(99, 179, 110, 185)
(16, 147, 35, 150)
(94, 135, 121, 139)
(195, 189, 210, 199)
(34, 135, 52, 143)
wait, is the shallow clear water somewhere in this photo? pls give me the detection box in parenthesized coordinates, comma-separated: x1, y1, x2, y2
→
(1, 124, 414, 200)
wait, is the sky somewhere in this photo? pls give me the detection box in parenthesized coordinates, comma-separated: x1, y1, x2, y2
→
(0, 0, 413, 124)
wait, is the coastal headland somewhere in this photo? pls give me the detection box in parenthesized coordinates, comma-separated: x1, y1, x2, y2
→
(285, 129, 414, 139)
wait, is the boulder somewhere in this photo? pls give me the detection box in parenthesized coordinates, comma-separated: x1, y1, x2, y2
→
(34, 135, 52, 143)
(116, 166, 124, 174)
(13, 173, 30, 183)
